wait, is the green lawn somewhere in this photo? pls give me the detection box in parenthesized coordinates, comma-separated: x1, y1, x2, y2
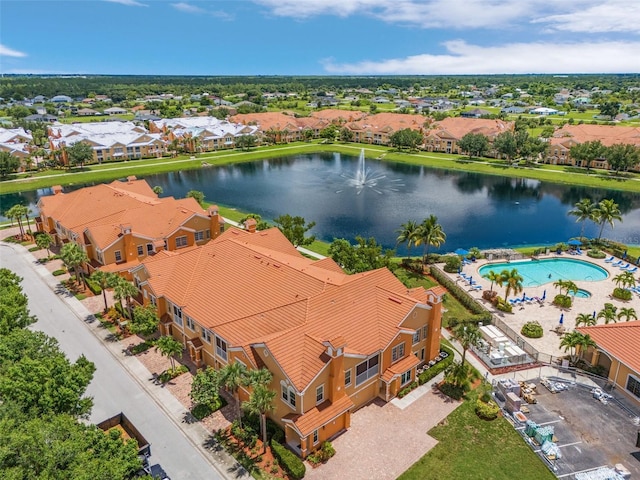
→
(399, 390, 555, 480)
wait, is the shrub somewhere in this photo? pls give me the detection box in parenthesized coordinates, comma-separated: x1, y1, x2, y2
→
(418, 345, 454, 385)
(587, 249, 606, 259)
(398, 381, 418, 398)
(443, 255, 462, 273)
(28, 245, 41, 252)
(271, 440, 306, 479)
(553, 294, 572, 308)
(85, 277, 102, 295)
(612, 287, 632, 301)
(438, 382, 465, 400)
(158, 365, 189, 383)
(430, 266, 492, 317)
(475, 399, 500, 420)
(521, 321, 543, 338)
(495, 297, 513, 313)
(308, 441, 336, 466)
(129, 340, 154, 355)
(52, 269, 66, 276)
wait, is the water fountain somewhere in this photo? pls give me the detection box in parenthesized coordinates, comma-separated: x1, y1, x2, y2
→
(339, 149, 402, 194)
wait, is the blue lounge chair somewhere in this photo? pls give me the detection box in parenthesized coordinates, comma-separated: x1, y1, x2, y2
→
(612, 260, 623, 266)
(605, 256, 614, 263)
(472, 285, 482, 291)
(576, 248, 583, 255)
(625, 266, 638, 273)
(619, 263, 630, 269)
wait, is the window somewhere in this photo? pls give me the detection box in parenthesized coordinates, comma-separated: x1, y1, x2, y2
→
(206, 229, 211, 239)
(114, 250, 122, 262)
(355, 355, 379, 386)
(627, 375, 640, 399)
(412, 331, 420, 345)
(175, 236, 187, 248)
(313, 430, 319, 445)
(216, 336, 228, 361)
(201, 328, 212, 343)
(172, 304, 183, 326)
(391, 343, 405, 363)
(344, 369, 352, 387)
(186, 316, 195, 331)
(316, 385, 324, 404)
(401, 370, 412, 386)
(195, 230, 204, 241)
(281, 384, 296, 408)
(146, 243, 154, 253)
(421, 326, 428, 340)
(150, 295, 157, 307)
(137, 245, 144, 256)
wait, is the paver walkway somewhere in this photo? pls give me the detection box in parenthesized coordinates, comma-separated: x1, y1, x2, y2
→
(305, 383, 459, 480)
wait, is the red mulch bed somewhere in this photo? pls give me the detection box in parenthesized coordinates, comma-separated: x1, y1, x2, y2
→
(223, 429, 290, 479)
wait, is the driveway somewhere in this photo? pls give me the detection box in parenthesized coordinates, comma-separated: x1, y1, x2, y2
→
(305, 383, 460, 480)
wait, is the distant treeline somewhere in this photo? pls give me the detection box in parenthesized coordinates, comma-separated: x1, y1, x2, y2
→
(1, 74, 639, 102)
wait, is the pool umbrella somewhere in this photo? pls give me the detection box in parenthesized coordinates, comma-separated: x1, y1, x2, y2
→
(559, 313, 564, 325)
(593, 311, 596, 319)
(541, 290, 546, 301)
(454, 248, 469, 256)
(522, 292, 527, 301)
(567, 239, 582, 246)
(623, 250, 628, 260)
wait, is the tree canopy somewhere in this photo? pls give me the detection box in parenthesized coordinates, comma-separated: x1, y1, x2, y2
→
(328, 236, 394, 274)
(273, 214, 316, 247)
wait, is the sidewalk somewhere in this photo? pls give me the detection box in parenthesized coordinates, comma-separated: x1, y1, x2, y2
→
(6, 238, 249, 480)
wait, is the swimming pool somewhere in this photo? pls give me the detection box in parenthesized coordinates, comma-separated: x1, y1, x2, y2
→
(570, 288, 592, 298)
(478, 258, 608, 287)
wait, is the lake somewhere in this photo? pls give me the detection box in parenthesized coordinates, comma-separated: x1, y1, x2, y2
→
(3, 152, 640, 253)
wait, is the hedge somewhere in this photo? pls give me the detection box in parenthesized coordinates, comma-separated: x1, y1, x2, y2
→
(613, 287, 632, 301)
(271, 440, 305, 479)
(475, 399, 500, 420)
(52, 269, 66, 276)
(429, 265, 492, 320)
(521, 321, 543, 338)
(417, 344, 455, 385)
(85, 277, 102, 295)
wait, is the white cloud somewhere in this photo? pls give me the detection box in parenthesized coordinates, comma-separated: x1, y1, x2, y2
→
(104, 0, 148, 7)
(254, 0, 552, 29)
(322, 40, 640, 74)
(0, 44, 27, 57)
(532, 0, 640, 33)
(171, 2, 205, 14)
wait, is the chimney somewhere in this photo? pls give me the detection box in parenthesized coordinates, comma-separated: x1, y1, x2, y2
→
(126, 175, 136, 182)
(244, 218, 257, 233)
(207, 205, 222, 240)
(324, 336, 347, 403)
(52, 185, 63, 195)
(120, 224, 135, 261)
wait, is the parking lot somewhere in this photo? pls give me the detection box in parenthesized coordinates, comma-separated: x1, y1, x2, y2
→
(500, 379, 640, 478)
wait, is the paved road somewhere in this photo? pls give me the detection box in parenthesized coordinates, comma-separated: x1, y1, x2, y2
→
(0, 242, 230, 480)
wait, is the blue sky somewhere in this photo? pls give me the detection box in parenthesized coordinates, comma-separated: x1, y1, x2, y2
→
(1, 0, 638, 75)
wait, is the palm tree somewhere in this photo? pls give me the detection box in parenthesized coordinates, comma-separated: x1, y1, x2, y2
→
(155, 335, 183, 372)
(113, 277, 139, 319)
(560, 331, 583, 364)
(501, 268, 523, 301)
(90, 270, 118, 312)
(5, 204, 27, 240)
(396, 220, 420, 260)
(443, 361, 477, 393)
(482, 270, 502, 292)
(219, 362, 248, 427)
(242, 384, 276, 454)
(576, 333, 597, 363)
(568, 198, 596, 238)
(60, 242, 89, 289)
(452, 323, 482, 365)
(613, 271, 636, 290)
(593, 199, 622, 241)
(244, 367, 273, 389)
(553, 279, 578, 297)
(35, 232, 53, 257)
(597, 304, 618, 324)
(618, 307, 638, 322)
(575, 313, 596, 327)
(415, 215, 446, 264)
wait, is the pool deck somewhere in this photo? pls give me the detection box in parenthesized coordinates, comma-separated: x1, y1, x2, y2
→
(446, 253, 640, 359)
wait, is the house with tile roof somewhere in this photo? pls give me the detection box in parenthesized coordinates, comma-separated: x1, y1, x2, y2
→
(36, 177, 224, 275)
(425, 117, 514, 155)
(230, 112, 312, 143)
(344, 112, 429, 145)
(546, 124, 640, 171)
(577, 321, 640, 406)
(132, 224, 445, 458)
(0, 127, 33, 159)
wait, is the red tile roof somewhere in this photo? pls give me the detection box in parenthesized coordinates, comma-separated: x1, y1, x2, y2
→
(428, 117, 514, 140)
(382, 354, 420, 382)
(576, 321, 640, 374)
(552, 124, 640, 148)
(285, 395, 354, 437)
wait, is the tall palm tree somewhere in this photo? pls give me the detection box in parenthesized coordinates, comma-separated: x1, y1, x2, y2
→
(568, 198, 596, 238)
(501, 268, 523, 301)
(553, 279, 578, 297)
(113, 277, 139, 319)
(155, 335, 183, 372)
(415, 215, 447, 264)
(593, 199, 622, 241)
(452, 323, 482, 365)
(90, 270, 118, 312)
(60, 242, 89, 289)
(618, 307, 638, 322)
(396, 220, 420, 260)
(482, 270, 501, 292)
(219, 362, 248, 427)
(575, 313, 596, 327)
(576, 333, 597, 363)
(242, 385, 276, 454)
(5, 204, 27, 240)
(560, 331, 583, 364)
